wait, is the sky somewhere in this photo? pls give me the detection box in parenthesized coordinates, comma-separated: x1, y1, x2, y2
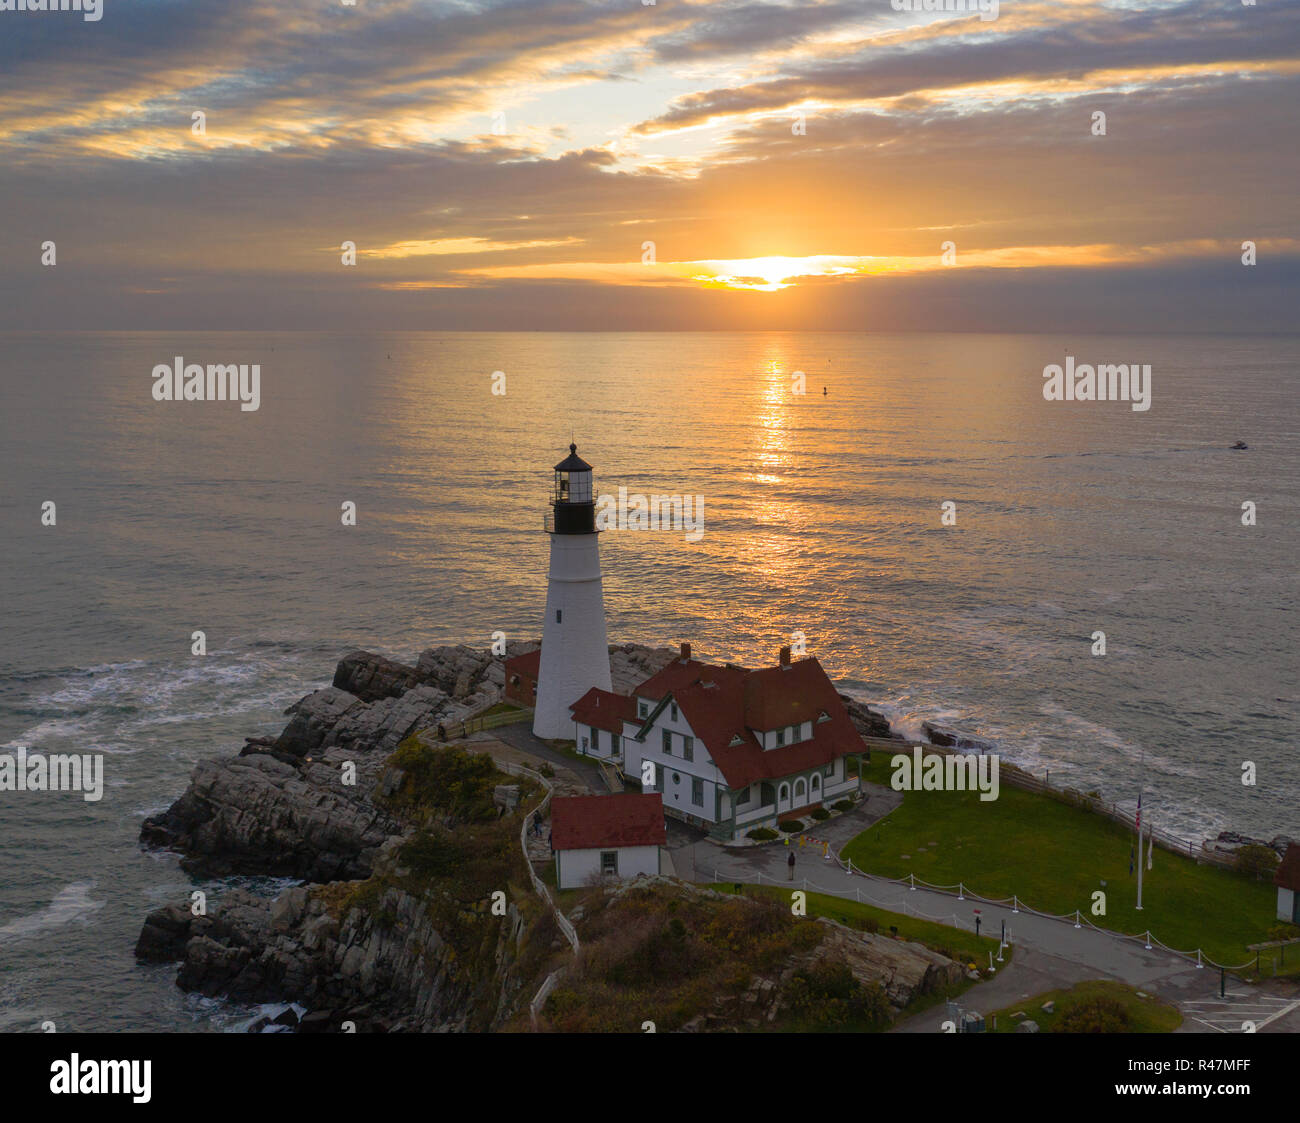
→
(1, 0, 1296, 331)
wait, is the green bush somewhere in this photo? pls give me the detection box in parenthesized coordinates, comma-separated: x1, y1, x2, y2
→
(811, 808, 831, 821)
(778, 820, 803, 834)
(746, 827, 779, 841)
(1054, 997, 1130, 1034)
(833, 800, 854, 812)
(1235, 844, 1280, 882)
(384, 740, 504, 822)
(786, 961, 891, 1029)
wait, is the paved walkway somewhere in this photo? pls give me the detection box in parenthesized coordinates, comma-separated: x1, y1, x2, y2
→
(477, 722, 607, 793)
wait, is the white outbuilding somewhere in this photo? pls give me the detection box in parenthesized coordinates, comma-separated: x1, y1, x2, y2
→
(550, 792, 667, 890)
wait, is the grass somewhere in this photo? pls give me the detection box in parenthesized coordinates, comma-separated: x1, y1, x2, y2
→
(479, 700, 524, 718)
(842, 755, 1276, 965)
(984, 980, 1182, 1034)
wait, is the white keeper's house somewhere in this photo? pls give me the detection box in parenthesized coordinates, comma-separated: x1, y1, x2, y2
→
(570, 643, 864, 841)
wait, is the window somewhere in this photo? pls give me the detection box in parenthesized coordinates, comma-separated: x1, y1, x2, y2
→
(600, 851, 617, 875)
(775, 728, 785, 747)
(662, 729, 672, 755)
(638, 700, 648, 718)
(683, 736, 694, 762)
(692, 777, 704, 807)
(556, 610, 562, 623)
(611, 734, 619, 754)
(736, 785, 750, 807)
(670, 702, 678, 721)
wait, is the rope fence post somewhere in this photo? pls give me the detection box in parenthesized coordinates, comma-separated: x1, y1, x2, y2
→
(1074, 910, 1081, 929)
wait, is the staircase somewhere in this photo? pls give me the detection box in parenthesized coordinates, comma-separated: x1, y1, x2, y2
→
(598, 761, 624, 793)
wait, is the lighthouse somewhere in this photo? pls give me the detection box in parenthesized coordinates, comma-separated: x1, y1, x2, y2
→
(532, 443, 612, 740)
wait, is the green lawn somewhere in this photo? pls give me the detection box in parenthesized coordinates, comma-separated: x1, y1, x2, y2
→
(984, 979, 1182, 1034)
(709, 883, 1007, 969)
(841, 756, 1276, 965)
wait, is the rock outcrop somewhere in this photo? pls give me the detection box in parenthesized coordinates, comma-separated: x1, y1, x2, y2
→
(842, 695, 899, 742)
(136, 875, 535, 1032)
(140, 752, 401, 880)
(141, 645, 513, 880)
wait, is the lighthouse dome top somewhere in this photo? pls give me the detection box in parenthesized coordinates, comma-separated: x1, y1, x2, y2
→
(554, 443, 593, 472)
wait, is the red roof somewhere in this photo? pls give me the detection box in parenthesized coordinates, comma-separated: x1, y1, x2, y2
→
(634, 656, 747, 701)
(551, 793, 666, 850)
(1276, 844, 1300, 892)
(505, 648, 540, 679)
(666, 656, 865, 790)
(569, 687, 637, 734)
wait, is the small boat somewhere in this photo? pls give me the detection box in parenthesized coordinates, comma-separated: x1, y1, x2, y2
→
(1231, 440, 1248, 450)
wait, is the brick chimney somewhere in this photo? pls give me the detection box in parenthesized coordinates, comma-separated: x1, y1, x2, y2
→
(779, 645, 791, 667)
(680, 642, 691, 662)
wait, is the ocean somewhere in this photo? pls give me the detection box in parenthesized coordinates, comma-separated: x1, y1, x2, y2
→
(1, 330, 1296, 1030)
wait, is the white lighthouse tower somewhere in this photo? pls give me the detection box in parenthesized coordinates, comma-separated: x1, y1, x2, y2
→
(532, 443, 612, 740)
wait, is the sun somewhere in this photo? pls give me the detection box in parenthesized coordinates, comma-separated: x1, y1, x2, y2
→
(690, 255, 866, 292)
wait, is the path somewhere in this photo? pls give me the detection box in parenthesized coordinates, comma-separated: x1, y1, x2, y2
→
(474, 722, 606, 792)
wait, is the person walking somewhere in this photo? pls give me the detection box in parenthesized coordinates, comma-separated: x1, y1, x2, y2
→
(788, 850, 796, 881)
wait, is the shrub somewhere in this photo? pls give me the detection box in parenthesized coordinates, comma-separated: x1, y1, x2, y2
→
(747, 827, 778, 841)
(1235, 844, 1280, 881)
(833, 800, 854, 812)
(384, 741, 503, 823)
(786, 961, 891, 1029)
(538, 763, 555, 778)
(811, 808, 831, 821)
(778, 820, 803, 834)
(1054, 997, 1130, 1034)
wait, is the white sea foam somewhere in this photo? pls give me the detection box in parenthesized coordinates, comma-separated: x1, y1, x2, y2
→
(0, 882, 104, 943)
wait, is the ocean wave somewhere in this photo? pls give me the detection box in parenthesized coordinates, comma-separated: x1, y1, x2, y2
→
(0, 883, 105, 944)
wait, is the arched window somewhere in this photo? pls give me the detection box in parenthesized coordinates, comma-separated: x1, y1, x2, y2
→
(811, 774, 821, 794)
(778, 782, 790, 805)
(794, 778, 806, 802)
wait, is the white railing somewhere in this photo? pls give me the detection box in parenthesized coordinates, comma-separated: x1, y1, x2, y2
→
(498, 760, 580, 953)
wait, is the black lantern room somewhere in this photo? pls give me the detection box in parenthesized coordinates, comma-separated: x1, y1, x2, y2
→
(550, 443, 596, 534)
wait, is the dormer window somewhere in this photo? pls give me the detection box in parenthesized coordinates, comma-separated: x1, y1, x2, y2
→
(816, 710, 830, 723)
(775, 728, 785, 747)
(670, 703, 678, 721)
(638, 700, 648, 718)
(728, 733, 744, 747)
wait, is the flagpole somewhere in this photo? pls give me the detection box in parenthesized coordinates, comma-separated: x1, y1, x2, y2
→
(1135, 748, 1145, 911)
